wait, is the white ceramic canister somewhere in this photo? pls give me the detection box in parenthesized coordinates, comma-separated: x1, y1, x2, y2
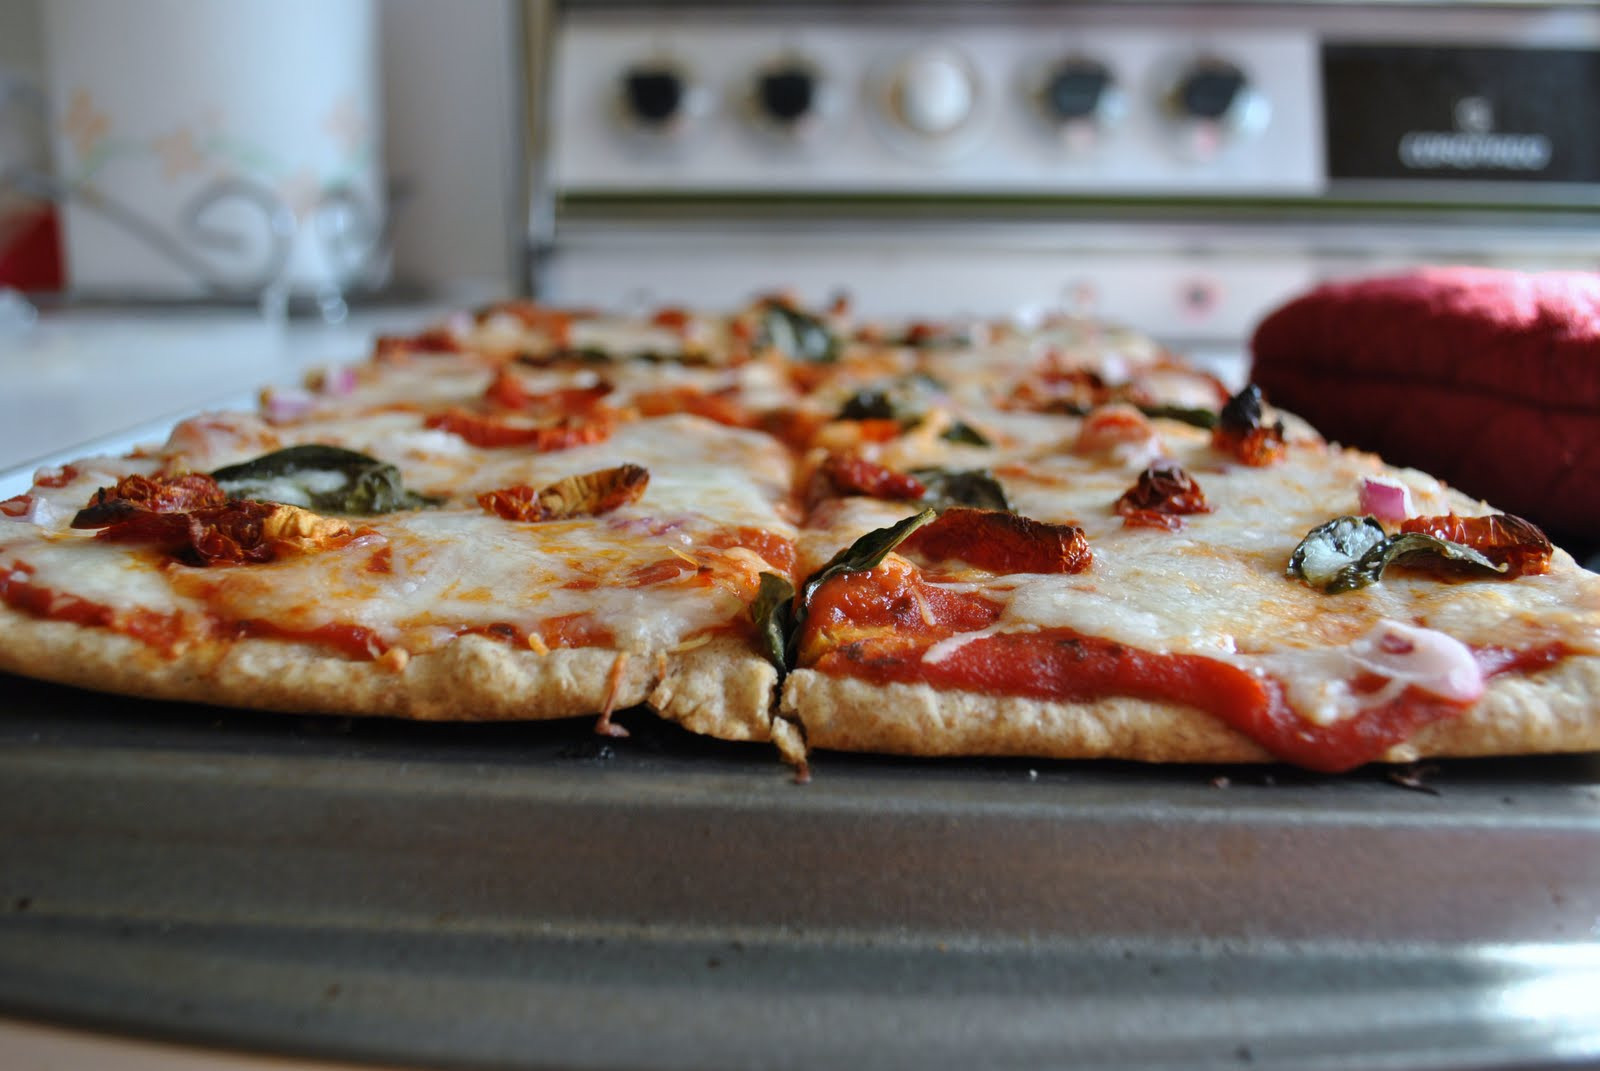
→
(43, 0, 384, 299)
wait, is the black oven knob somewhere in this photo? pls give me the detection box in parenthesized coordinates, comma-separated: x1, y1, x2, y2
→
(1165, 57, 1269, 158)
(1171, 59, 1248, 122)
(1042, 59, 1115, 125)
(756, 63, 817, 126)
(622, 65, 687, 128)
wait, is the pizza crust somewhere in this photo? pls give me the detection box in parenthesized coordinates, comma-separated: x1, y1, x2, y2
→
(782, 656, 1600, 766)
(0, 604, 776, 737)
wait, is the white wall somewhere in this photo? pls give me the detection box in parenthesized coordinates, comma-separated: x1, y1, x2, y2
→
(379, 0, 521, 297)
(0, 0, 521, 296)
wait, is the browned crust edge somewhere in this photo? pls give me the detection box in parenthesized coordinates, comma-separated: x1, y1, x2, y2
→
(0, 605, 778, 744)
(782, 657, 1600, 766)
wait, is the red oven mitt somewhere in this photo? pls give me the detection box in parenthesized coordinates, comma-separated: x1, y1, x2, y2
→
(1250, 267, 1600, 544)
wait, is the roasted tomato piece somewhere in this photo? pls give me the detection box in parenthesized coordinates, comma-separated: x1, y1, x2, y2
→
(631, 387, 754, 428)
(1211, 384, 1286, 466)
(93, 501, 349, 565)
(482, 367, 613, 416)
(819, 454, 927, 501)
(1113, 463, 1210, 528)
(1400, 513, 1553, 577)
(424, 409, 613, 451)
(475, 300, 580, 346)
(374, 327, 463, 361)
(72, 473, 229, 528)
(1072, 404, 1158, 457)
(901, 507, 1092, 575)
(478, 464, 649, 522)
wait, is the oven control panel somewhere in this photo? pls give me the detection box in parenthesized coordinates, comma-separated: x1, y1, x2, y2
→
(548, 16, 1322, 195)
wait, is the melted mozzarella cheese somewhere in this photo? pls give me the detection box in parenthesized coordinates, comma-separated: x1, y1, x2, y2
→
(186, 510, 755, 653)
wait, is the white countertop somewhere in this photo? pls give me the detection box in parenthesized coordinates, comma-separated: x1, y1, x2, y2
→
(0, 305, 444, 492)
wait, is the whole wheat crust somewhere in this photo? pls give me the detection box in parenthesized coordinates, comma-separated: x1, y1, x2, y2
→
(0, 606, 777, 743)
(781, 656, 1600, 765)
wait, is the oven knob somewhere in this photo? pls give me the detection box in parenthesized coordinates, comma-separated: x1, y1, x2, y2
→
(1041, 58, 1117, 125)
(755, 61, 819, 128)
(621, 64, 689, 129)
(1173, 60, 1247, 121)
(1165, 57, 1269, 157)
(891, 48, 978, 137)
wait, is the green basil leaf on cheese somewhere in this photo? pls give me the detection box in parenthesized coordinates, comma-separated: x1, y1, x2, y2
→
(1289, 515, 1507, 594)
(1137, 403, 1218, 430)
(1343, 532, 1507, 591)
(801, 507, 936, 608)
(837, 388, 896, 421)
(751, 572, 796, 672)
(1288, 515, 1387, 592)
(211, 444, 442, 515)
(784, 507, 937, 665)
(939, 420, 991, 446)
(911, 468, 1010, 513)
(760, 302, 839, 364)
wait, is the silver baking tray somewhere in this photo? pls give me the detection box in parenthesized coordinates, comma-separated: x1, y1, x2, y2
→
(1, 671, 1598, 1071)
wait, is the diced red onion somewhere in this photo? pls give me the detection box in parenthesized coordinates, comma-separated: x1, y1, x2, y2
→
(322, 366, 358, 396)
(1352, 620, 1484, 703)
(1359, 475, 1414, 522)
(263, 388, 315, 422)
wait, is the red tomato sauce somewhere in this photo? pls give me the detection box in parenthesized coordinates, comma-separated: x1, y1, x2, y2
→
(1, 561, 186, 655)
(799, 561, 1567, 772)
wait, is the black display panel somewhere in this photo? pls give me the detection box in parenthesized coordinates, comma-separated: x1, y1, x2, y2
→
(1323, 45, 1600, 185)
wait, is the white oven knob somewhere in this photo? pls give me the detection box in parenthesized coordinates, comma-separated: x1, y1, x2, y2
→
(892, 48, 977, 136)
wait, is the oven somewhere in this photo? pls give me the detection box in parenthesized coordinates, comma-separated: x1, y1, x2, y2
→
(527, 0, 1600, 372)
(3, 3, 1600, 1070)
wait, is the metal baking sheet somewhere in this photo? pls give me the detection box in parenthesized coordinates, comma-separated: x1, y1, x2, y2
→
(1, 671, 1598, 1071)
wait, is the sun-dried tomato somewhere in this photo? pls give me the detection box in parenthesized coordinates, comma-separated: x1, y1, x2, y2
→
(424, 409, 613, 451)
(1399, 513, 1553, 577)
(1211, 384, 1286, 466)
(477, 464, 649, 522)
(1114, 464, 1211, 527)
(901, 507, 1092, 575)
(375, 328, 463, 361)
(819, 454, 927, 501)
(72, 472, 229, 528)
(482, 367, 613, 416)
(631, 387, 754, 428)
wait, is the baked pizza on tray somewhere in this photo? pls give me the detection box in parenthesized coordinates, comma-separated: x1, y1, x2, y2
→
(2, 292, 1597, 775)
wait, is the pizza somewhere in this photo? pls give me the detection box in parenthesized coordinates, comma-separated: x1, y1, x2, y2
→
(2, 292, 1598, 777)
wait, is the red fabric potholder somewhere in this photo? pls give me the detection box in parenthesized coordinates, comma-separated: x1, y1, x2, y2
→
(1250, 267, 1600, 544)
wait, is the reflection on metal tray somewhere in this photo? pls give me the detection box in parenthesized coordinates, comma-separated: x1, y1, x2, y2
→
(1, 672, 1598, 1070)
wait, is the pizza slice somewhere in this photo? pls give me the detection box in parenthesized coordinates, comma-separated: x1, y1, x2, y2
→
(0, 340, 804, 751)
(775, 382, 1600, 772)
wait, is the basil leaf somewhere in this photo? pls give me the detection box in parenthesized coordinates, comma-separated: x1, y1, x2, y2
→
(939, 420, 991, 446)
(1289, 515, 1508, 594)
(785, 508, 937, 665)
(911, 468, 1010, 513)
(760, 303, 839, 364)
(1137, 404, 1218, 430)
(1337, 532, 1506, 593)
(1288, 515, 1387, 591)
(211, 444, 442, 515)
(751, 572, 796, 672)
(837, 388, 896, 421)
(801, 508, 936, 608)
